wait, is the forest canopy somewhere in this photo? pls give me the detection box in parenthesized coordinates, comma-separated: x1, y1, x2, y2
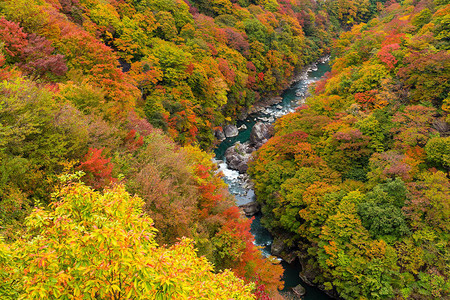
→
(249, 0, 450, 298)
(1, 0, 448, 298)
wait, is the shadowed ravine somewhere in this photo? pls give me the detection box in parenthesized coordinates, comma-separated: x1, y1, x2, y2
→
(215, 60, 333, 299)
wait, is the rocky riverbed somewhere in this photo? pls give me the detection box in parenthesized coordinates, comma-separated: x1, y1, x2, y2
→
(223, 121, 273, 173)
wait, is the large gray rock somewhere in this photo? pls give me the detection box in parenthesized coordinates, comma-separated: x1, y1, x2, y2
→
(215, 128, 226, 141)
(239, 202, 260, 216)
(248, 96, 283, 114)
(250, 122, 273, 147)
(238, 124, 247, 131)
(224, 142, 253, 173)
(224, 125, 239, 138)
(292, 284, 306, 298)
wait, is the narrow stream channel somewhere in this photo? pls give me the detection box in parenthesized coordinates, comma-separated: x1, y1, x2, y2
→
(214, 60, 333, 299)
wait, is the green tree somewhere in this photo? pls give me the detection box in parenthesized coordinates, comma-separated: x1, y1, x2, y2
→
(358, 202, 410, 239)
(425, 136, 450, 170)
(0, 78, 89, 238)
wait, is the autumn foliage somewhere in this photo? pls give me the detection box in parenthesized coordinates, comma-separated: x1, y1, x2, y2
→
(78, 148, 115, 190)
(250, 1, 450, 299)
(0, 181, 256, 299)
(0, 0, 296, 293)
(3, 0, 447, 299)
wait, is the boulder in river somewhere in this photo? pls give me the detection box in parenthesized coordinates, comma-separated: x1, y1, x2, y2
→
(270, 96, 283, 105)
(247, 96, 283, 114)
(224, 142, 253, 173)
(250, 122, 274, 147)
(239, 202, 260, 216)
(215, 128, 226, 141)
(292, 284, 306, 298)
(238, 124, 247, 131)
(224, 125, 239, 138)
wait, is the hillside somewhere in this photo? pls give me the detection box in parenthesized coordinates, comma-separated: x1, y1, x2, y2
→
(2, 0, 446, 299)
(249, 0, 450, 298)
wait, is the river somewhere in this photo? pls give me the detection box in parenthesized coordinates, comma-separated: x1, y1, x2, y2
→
(214, 60, 333, 299)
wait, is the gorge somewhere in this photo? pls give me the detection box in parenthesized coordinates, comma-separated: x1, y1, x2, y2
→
(216, 59, 333, 299)
(1, 0, 449, 298)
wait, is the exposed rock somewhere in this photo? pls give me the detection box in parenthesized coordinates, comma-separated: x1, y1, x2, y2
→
(252, 142, 261, 149)
(224, 125, 239, 138)
(271, 96, 283, 104)
(294, 251, 339, 298)
(283, 251, 299, 264)
(250, 122, 274, 146)
(224, 142, 253, 173)
(257, 116, 275, 123)
(279, 291, 301, 300)
(238, 124, 247, 131)
(215, 128, 226, 141)
(292, 284, 306, 298)
(240, 174, 255, 189)
(319, 55, 330, 63)
(297, 252, 316, 286)
(298, 257, 340, 299)
(247, 107, 261, 115)
(248, 96, 283, 114)
(433, 119, 450, 136)
(239, 202, 260, 216)
(270, 235, 299, 263)
(247, 146, 256, 153)
(242, 180, 254, 190)
(271, 236, 286, 257)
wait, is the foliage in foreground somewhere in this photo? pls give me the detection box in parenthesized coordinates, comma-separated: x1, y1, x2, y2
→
(0, 179, 255, 299)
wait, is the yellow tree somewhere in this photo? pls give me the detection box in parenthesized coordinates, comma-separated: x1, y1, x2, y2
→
(0, 176, 255, 299)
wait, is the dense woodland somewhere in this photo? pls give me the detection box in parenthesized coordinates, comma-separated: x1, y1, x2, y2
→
(0, 0, 448, 298)
(0, 0, 361, 298)
(249, 0, 450, 298)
